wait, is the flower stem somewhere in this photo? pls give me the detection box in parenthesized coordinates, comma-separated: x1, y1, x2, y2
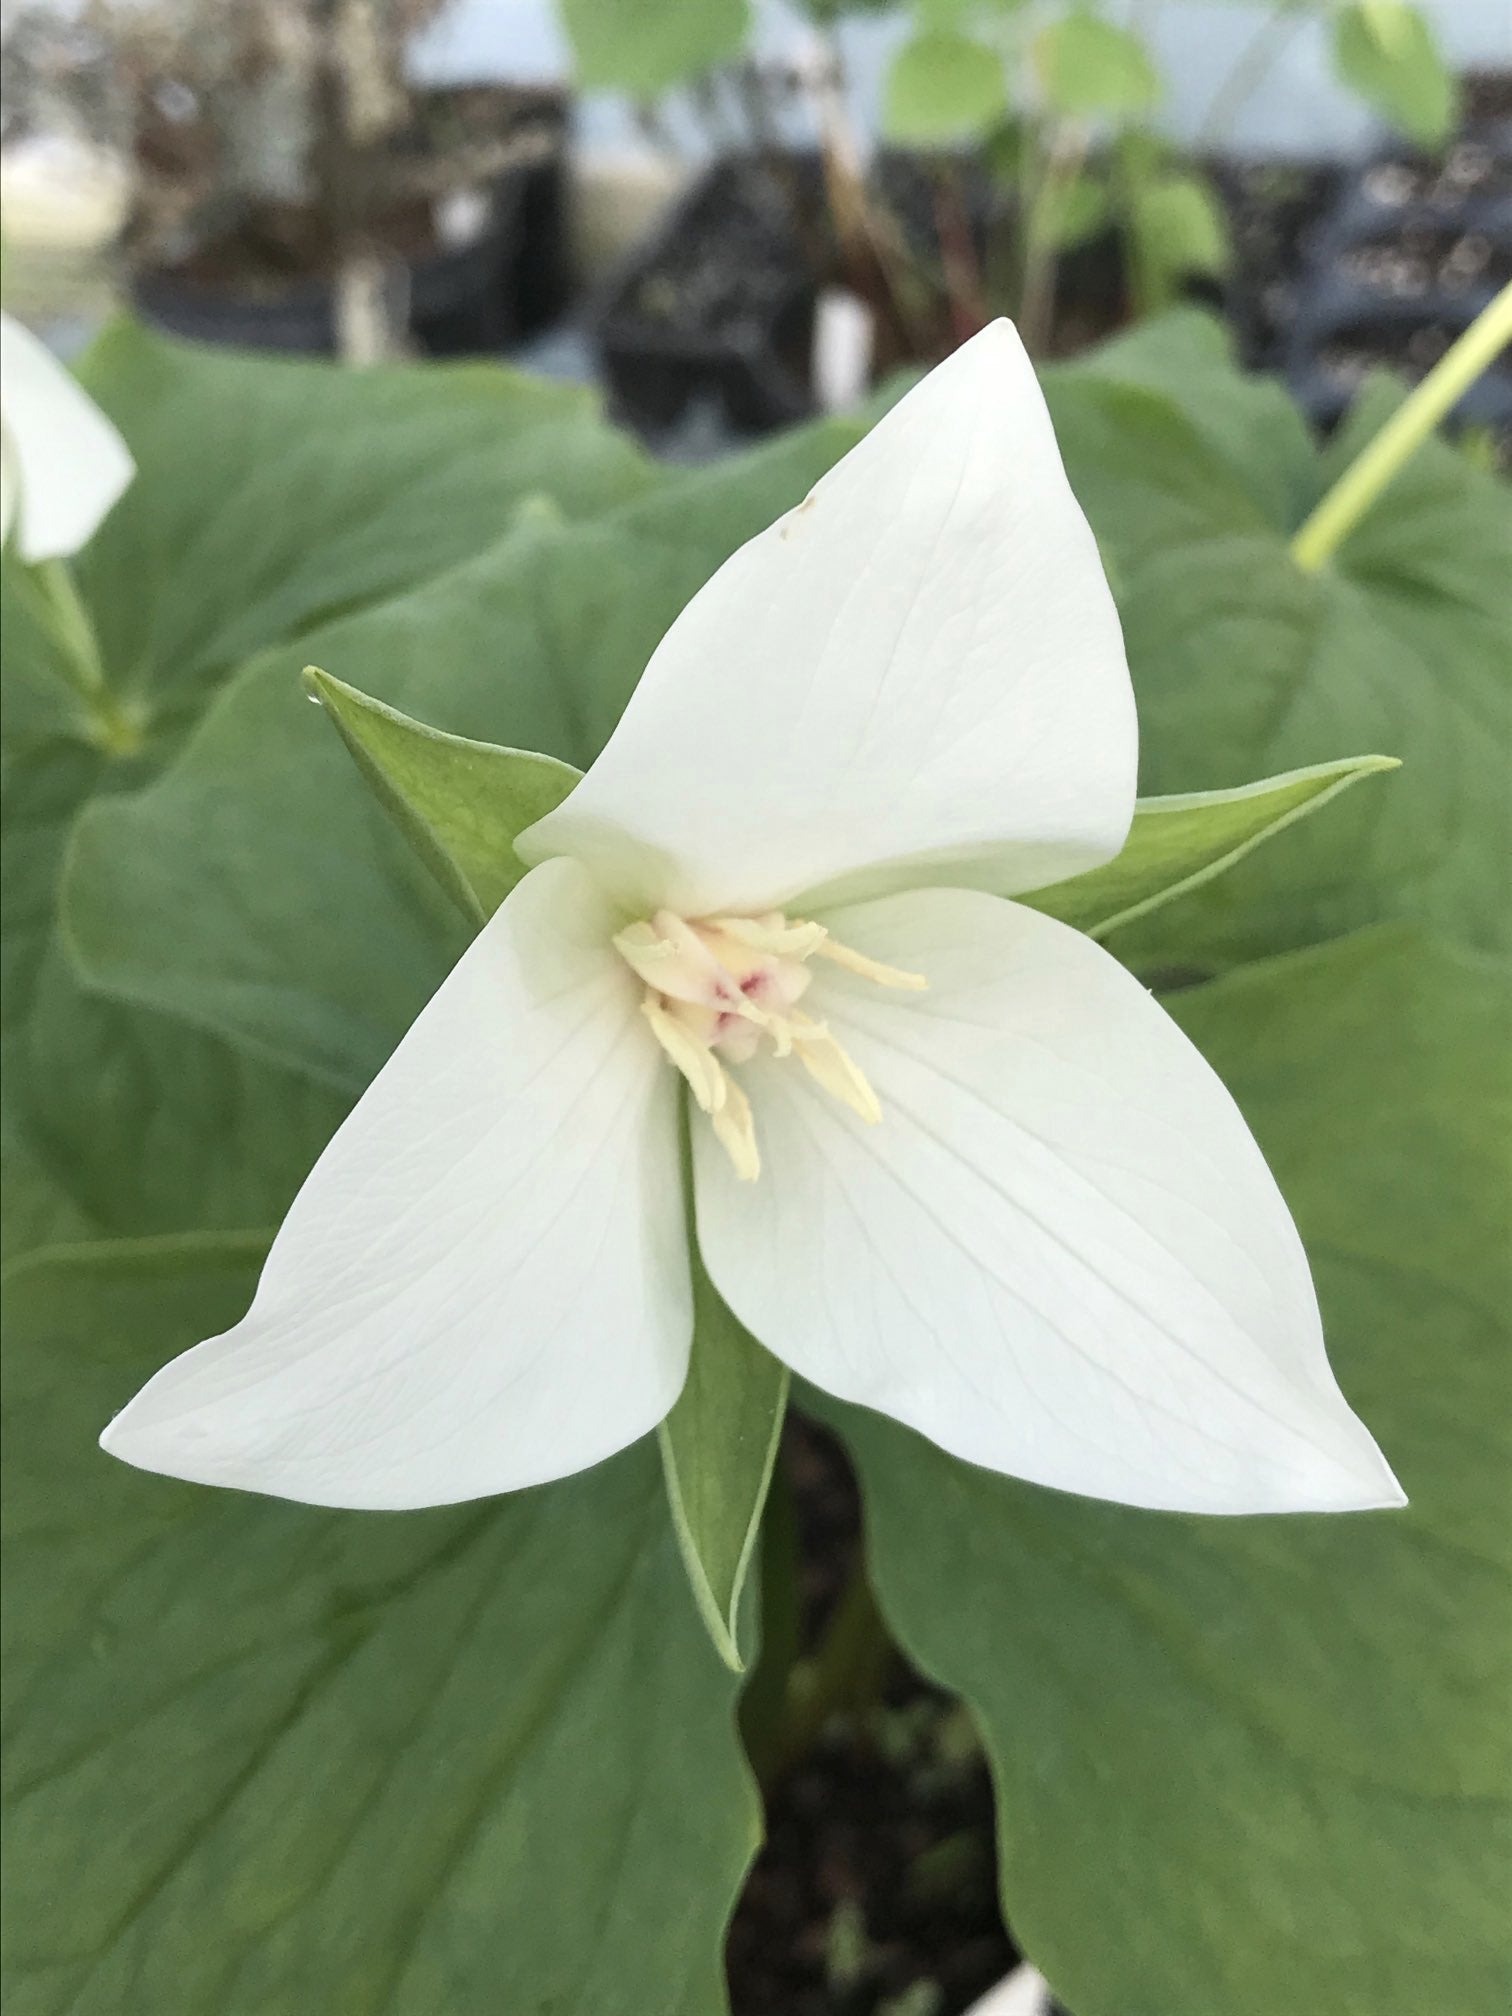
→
(754, 1559, 895, 1788)
(1290, 279, 1512, 575)
(24, 558, 143, 754)
(33, 557, 107, 694)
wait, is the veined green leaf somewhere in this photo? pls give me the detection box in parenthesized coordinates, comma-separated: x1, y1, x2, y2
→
(2, 1233, 759, 2015)
(1047, 323, 1512, 962)
(819, 928, 1512, 2016)
(3, 327, 647, 1233)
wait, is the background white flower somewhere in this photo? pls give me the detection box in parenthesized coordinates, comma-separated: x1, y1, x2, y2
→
(1, 310, 134, 562)
(100, 321, 1402, 1522)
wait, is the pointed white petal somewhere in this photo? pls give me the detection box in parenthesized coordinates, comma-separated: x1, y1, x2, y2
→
(1, 313, 134, 561)
(519, 320, 1134, 917)
(694, 887, 1403, 1515)
(101, 860, 691, 1509)
(965, 1969, 1053, 2016)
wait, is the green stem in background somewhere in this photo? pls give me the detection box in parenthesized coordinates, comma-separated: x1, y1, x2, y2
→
(1113, 130, 1159, 323)
(1194, 0, 1306, 155)
(1019, 120, 1090, 358)
(25, 558, 143, 755)
(33, 557, 107, 694)
(738, 1457, 804, 1786)
(754, 1556, 896, 1789)
(1290, 278, 1512, 573)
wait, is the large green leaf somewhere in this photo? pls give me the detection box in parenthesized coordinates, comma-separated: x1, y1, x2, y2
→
(72, 322, 652, 713)
(60, 423, 867, 1092)
(821, 928, 1512, 2016)
(1047, 325, 1512, 963)
(1056, 309, 1317, 533)
(2, 1234, 758, 2015)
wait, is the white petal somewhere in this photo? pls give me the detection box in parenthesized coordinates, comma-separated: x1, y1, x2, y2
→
(519, 319, 1134, 918)
(964, 1969, 1053, 2016)
(1, 312, 134, 561)
(694, 887, 1402, 1515)
(101, 860, 691, 1509)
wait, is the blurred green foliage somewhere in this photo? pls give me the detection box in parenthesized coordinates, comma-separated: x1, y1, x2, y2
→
(558, 0, 1460, 348)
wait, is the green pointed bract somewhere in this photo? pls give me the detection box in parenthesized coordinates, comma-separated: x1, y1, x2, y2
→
(1024, 755, 1400, 940)
(659, 1245, 790, 1673)
(303, 667, 581, 924)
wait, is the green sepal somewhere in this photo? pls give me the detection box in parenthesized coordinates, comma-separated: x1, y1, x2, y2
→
(659, 1251, 789, 1674)
(1024, 754, 1399, 938)
(304, 667, 581, 924)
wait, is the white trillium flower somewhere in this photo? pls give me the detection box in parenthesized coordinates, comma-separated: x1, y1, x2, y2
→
(1, 310, 134, 562)
(101, 322, 1404, 1518)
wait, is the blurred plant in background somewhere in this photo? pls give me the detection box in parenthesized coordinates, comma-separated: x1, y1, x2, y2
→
(563, 0, 1461, 375)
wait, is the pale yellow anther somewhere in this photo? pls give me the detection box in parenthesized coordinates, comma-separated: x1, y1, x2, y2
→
(788, 1014, 884, 1125)
(616, 906, 921, 1176)
(642, 992, 728, 1114)
(710, 1074, 761, 1182)
(709, 915, 829, 962)
(814, 937, 928, 991)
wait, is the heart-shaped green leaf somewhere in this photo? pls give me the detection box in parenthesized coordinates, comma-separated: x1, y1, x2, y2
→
(819, 928, 1511, 2016)
(885, 30, 1006, 143)
(3, 1232, 760, 2014)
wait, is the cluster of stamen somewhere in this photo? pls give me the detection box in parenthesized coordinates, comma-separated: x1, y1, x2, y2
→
(613, 909, 926, 1181)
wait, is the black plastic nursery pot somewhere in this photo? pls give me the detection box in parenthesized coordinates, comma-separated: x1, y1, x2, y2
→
(599, 82, 1510, 450)
(130, 181, 521, 357)
(593, 153, 824, 438)
(1283, 116, 1512, 432)
(129, 86, 570, 360)
(592, 150, 1046, 441)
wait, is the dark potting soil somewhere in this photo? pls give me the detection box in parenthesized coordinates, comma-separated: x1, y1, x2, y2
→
(726, 1418, 1031, 2016)
(619, 156, 823, 352)
(1279, 112, 1512, 434)
(1209, 157, 1347, 369)
(596, 150, 1133, 440)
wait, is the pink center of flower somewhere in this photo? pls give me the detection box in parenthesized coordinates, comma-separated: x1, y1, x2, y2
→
(611, 908, 925, 1181)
